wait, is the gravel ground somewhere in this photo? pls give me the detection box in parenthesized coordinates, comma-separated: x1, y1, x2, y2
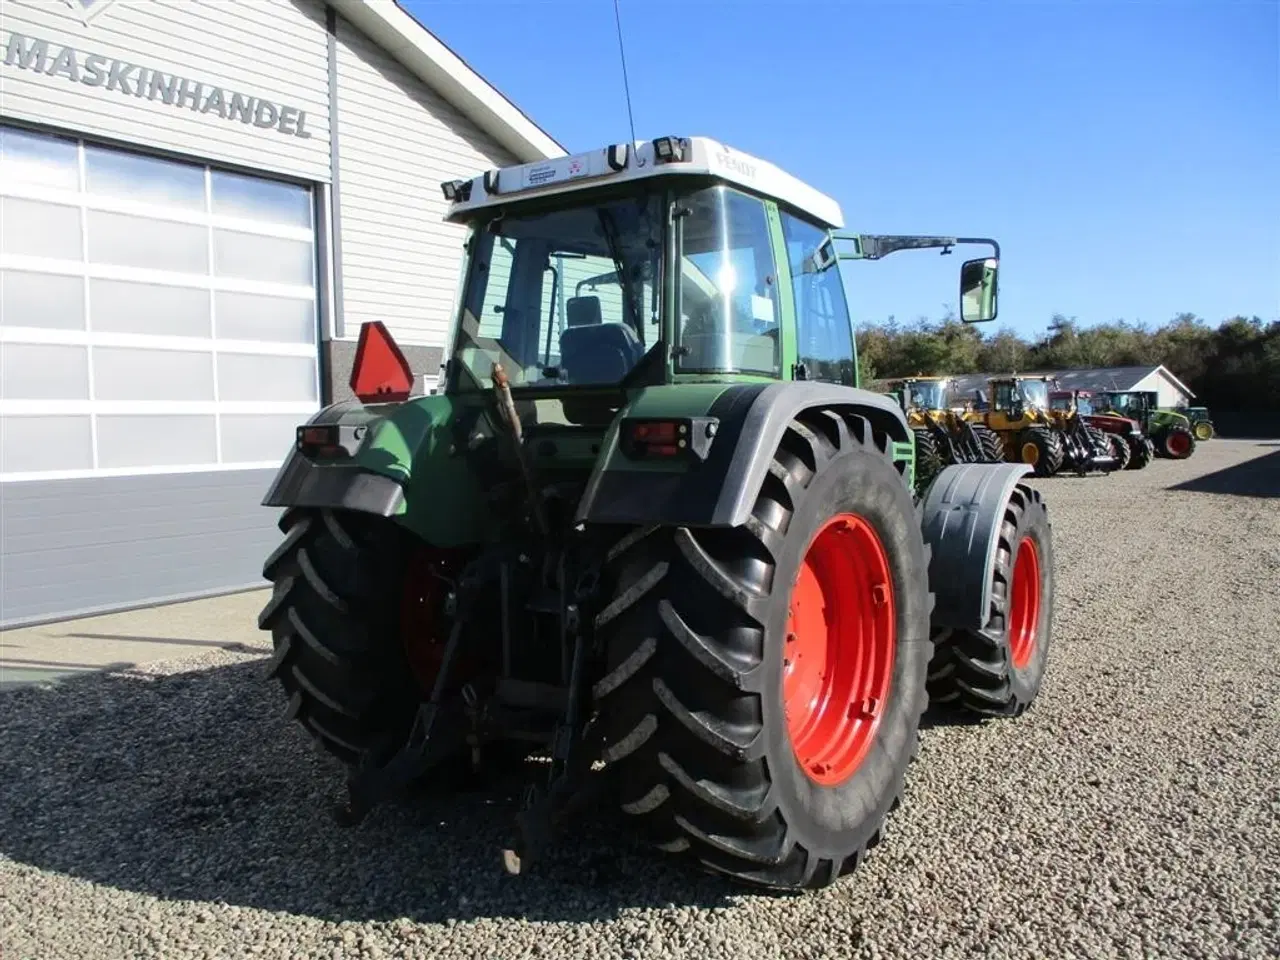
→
(2, 439, 1278, 960)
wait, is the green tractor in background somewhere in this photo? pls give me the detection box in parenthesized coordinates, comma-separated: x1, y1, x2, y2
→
(1182, 406, 1216, 441)
(1094, 390, 1198, 459)
(256, 136, 1055, 892)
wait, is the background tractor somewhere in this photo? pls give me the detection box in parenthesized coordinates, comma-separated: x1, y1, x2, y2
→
(1049, 389, 1153, 470)
(255, 136, 1055, 893)
(1094, 390, 1197, 459)
(884, 375, 1004, 486)
(970, 375, 1116, 477)
(1182, 405, 1216, 441)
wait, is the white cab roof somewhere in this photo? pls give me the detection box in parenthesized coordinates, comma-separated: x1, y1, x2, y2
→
(441, 136, 845, 228)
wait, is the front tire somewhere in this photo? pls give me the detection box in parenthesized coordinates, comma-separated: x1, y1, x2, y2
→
(1193, 420, 1215, 441)
(927, 484, 1054, 718)
(1018, 426, 1064, 477)
(972, 423, 1006, 463)
(593, 411, 932, 891)
(1125, 435, 1154, 470)
(912, 426, 947, 488)
(1108, 433, 1132, 471)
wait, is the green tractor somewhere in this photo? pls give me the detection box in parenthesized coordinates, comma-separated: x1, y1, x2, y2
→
(256, 136, 1055, 892)
(1094, 390, 1197, 459)
(1182, 406, 1216, 441)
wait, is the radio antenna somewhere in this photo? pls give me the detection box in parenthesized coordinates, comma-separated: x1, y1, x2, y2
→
(612, 0, 638, 146)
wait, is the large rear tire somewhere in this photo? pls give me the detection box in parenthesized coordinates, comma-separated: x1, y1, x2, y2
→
(1159, 424, 1196, 459)
(593, 411, 932, 891)
(257, 508, 458, 770)
(927, 483, 1054, 718)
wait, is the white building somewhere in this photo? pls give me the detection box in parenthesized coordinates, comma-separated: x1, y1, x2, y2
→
(0, 0, 563, 627)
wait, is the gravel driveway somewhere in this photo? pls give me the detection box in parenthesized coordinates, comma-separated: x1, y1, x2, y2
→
(2, 440, 1277, 960)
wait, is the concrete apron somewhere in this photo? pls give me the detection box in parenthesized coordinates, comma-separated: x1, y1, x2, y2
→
(0, 590, 271, 691)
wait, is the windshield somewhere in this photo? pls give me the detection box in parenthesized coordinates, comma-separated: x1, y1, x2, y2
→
(906, 381, 948, 410)
(1075, 395, 1094, 415)
(449, 191, 663, 390)
(673, 185, 783, 377)
(1019, 380, 1049, 410)
(1101, 392, 1138, 416)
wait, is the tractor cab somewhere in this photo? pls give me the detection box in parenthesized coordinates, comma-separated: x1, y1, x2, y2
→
(888, 376, 953, 415)
(988, 376, 1053, 420)
(1049, 389, 1095, 416)
(428, 136, 1000, 404)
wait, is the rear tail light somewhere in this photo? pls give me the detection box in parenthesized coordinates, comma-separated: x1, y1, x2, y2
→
(619, 417, 718, 461)
(296, 423, 367, 459)
(350, 320, 414, 404)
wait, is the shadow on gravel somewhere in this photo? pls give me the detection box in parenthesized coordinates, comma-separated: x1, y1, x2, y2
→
(919, 704, 989, 730)
(1167, 447, 1280, 499)
(0, 659, 743, 924)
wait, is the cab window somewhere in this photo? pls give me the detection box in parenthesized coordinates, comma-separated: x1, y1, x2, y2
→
(780, 210, 855, 385)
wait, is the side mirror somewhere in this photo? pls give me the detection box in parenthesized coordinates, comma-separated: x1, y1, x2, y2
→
(804, 237, 838, 274)
(959, 257, 999, 323)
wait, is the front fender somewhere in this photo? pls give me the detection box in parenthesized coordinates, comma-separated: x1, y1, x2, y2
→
(920, 461, 1034, 632)
(575, 381, 911, 528)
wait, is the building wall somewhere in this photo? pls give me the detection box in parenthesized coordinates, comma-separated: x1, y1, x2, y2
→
(0, 0, 538, 626)
(325, 11, 520, 397)
(1132, 370, 1192, 409)
(0, 0, 331, 182)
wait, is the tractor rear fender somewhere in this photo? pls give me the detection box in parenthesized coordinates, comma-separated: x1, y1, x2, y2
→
(575, 381, 912, 528)
(260, 392, 495, 546)
(919, 461, 1035, 632)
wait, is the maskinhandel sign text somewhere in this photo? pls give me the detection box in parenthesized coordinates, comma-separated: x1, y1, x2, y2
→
(2, 31, 314, 139)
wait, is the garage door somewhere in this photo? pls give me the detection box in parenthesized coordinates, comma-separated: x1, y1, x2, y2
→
(0, 122, 321, 626)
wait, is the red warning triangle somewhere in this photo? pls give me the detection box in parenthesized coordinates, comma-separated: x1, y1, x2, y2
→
(349, 320, 414, 403)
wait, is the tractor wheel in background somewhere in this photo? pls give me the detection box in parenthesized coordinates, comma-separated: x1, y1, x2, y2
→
(1125, 436, 1154, 470)
(1087, 426, 1119, 471)
(912, 426, 948, 488)
(1107, 433, 1132, 471)
(1193, 420, 1215, 441)
(594, 410, 932, 891)
(927, 482, 1054, 718)
(1159, 424, 1197, 460)
(972, 423, 1006, 463)
(1016, 426, 1064, 478)
(258, 508, 475, 775)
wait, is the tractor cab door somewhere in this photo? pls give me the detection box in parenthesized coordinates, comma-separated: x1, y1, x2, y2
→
(986, 381, 1023, 430)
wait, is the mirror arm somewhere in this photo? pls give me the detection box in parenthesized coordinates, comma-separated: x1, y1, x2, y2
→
(831, 233, 1000, 261)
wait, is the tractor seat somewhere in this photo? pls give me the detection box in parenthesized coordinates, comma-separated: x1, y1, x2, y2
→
(558, 296, 641, 384)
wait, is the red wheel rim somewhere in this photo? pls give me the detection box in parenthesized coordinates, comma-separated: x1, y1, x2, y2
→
(783, 513, 896, 787)
(400, 547, 448, 694)
(1008, 536, 1041, 670)
(1167, 432, 1190, 456)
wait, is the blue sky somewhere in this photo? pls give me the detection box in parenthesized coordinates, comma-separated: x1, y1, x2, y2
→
(404, 0, 1279, 341)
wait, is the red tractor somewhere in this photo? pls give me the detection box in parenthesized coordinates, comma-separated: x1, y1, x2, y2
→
(1049, 389, 1153, 470)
